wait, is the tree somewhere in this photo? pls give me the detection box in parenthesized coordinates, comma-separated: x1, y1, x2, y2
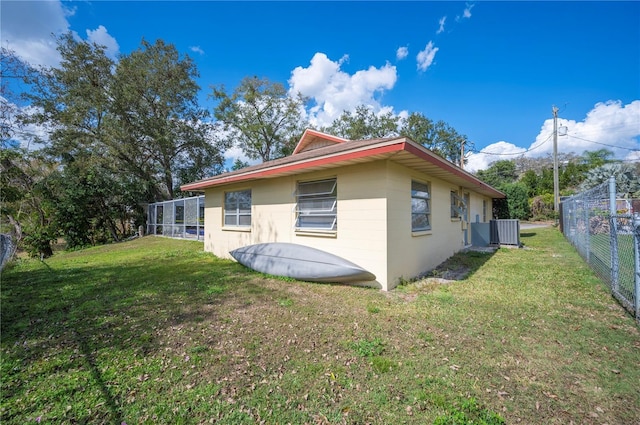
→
(431, 120, 470, 166)
(581, 149, 614, 169)
(231, 158, 250, 171)
(579, 162, 640, 197)
(110, 38, 222, 200)
(530, 193, 555, 221)
(22, 34, 224, 250)
(0, 147, 57, 257)
(520, 169, 540, 198)
(559, 161, 587, 193)
(501, 182, 531, 220)
(398, 112, 435, 146)
(324, 110, 471, 165)
(23, 33, 134, 249)
(325, 105, 399, 140)
(25, 33, 114, 154)
(211, 76, 308, 162)
(475, 160, 517, 189)
(1, 47, 38, 146)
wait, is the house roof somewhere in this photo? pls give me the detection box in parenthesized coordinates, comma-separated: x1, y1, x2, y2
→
(181, 129, 505, 199)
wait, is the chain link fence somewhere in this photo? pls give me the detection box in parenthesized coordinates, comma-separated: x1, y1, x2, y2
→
(561, 177, 639, 322)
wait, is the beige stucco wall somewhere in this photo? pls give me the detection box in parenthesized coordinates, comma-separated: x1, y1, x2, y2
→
(467, 194, 492, 224)
(385, 162, 469, 289)
(203, 162, 390, 289)
(202, 159, 495, 291)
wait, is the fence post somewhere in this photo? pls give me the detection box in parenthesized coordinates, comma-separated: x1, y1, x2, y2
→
(609, 176, 619, 296)
(634, 213, 640, 321)
(584, 198, 590, 263)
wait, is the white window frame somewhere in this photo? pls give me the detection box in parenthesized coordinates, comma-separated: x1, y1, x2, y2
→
(295, 178, 337, 232)
(411, 180, 431, 232)
(224, 189, 252, 227)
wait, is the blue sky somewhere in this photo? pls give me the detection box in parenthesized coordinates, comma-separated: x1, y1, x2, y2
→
(2, 1, 639, 171)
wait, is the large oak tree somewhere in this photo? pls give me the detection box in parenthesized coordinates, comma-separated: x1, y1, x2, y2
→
(211, 77, 308, 162)
(20, 34, 224, 250)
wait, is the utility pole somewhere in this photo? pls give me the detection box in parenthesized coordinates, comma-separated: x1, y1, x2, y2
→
(460, 139, 465, 169)
(552, 105, 559, 213)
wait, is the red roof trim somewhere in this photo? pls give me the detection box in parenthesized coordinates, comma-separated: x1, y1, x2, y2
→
(402, 142, 505, 198)
(181, 137, 504, 198)
(181, 142, 403, 191)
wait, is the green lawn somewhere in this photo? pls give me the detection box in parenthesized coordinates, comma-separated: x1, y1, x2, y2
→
(2, 229, 639, 424)
(588, 233, 635, 303)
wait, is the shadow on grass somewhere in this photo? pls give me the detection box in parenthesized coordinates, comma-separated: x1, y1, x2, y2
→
(0, 243, 261, 422)
(414, 249, 497, 282)
(520, 232, 537, 238)
(74, 331, 123, 423)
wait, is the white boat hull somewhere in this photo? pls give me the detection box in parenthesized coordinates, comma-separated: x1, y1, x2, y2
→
(230, 243, 376, 283)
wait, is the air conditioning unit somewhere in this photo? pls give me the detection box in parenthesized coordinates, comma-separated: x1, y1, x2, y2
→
(490, 219, 520, 246)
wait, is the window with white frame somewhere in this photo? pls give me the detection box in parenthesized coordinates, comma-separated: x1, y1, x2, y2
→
(224, 189, 252, 227)
(295, 178, 337, 231)
(482, 199, 488, 222)
(411, 180, 431, 232)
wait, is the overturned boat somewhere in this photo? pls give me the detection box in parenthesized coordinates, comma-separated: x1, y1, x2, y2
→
(230, 243, 376, 283)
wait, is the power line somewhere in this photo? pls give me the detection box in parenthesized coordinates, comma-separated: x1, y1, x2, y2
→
(565, 134, 640, 152)
(469, 131, 639, 158)
(470, 133, 552, 156)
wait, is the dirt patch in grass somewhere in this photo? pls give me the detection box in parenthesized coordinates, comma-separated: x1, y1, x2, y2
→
(398, 249, 497, 297)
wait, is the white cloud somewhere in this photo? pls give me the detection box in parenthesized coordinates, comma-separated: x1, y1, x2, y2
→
(212, 123, 258, 169)
(86, 25, 119, 60)
(416, 41, 439, 72)
(531, 100, 640, 159)
(396, 46, 408, 61)
(223, 143, 259, 168)
(190, 46, 205, 55)
(1, 1, 120, 68)
(0, 0, 71, 67)
(288, 52, 398, 128)
(456, 2, 475, 22)
(467, 100, 640, 172)
(625, 151, 640, 162)
(1, 97, 53, 149)
(437, 16, 447, 34)
(463, 3, 475, 19)
(466, 141, 527, 173)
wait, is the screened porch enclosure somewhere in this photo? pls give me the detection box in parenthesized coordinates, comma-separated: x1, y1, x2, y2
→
(146, 195, 205, 240)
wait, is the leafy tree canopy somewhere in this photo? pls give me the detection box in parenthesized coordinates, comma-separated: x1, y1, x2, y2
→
(211, 76, 308, 162)
(324, 105, 399, 140)
(475, 160, 518, 189)
(579, 162, 640, 197)
(322, 109, 471, 165)
(399, 113, 471, 166)
(11, 34, 225, 252)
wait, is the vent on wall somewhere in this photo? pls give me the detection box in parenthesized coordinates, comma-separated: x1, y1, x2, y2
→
(490, 219, 520, 246)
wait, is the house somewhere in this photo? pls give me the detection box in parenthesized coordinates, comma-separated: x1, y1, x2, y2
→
(181, 129, 505, 291)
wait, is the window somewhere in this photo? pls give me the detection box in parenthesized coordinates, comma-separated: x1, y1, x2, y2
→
(482, 200, 488, 222)
(451, 191, 466, 219)
(224, 189, 251, 227)
(411, 181, 431, 231)
(296, 178, 337, 231)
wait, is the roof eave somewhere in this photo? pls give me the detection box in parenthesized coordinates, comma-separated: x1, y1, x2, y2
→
(181, 137, 505, 199)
